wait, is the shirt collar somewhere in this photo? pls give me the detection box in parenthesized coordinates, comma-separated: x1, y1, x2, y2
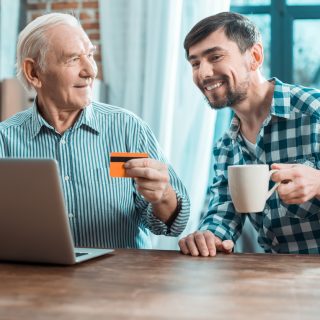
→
(31, 100, 100, 138)
(31, 99, 52, 138)
(227, 77, 291, 141)
(77, 102, 100, 134)
(269, 77, 292, 119)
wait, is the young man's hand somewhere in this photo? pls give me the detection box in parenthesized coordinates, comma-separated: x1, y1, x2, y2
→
(179, 230, 234, 257)
(271, 163, 320, 204)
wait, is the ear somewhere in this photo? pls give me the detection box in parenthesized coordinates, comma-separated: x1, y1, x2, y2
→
(23, 58, 42, 89)
(250, 43, 264, 71)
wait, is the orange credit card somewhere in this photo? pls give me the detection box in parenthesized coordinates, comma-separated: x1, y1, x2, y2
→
(110, 152, 149, 178)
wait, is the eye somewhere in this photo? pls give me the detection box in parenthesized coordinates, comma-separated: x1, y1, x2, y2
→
(66, 56, 80, 65)
(210, 55, 222, 62)
(190, 61, 200, 69)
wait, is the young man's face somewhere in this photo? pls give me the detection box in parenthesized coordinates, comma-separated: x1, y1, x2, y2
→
(188, 28, 252, 109)
(37, 24, 97, 111)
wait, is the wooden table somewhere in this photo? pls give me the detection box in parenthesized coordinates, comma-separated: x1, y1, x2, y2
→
(1, 249, 320, 320)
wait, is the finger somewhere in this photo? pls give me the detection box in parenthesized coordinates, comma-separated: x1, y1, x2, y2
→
(214, 237, 225, 252)
(271, 169, 296, 183)
(271, 163, 296, 170)
(185, 235, 200, 257)
(222, 240, 234, 253)
(279, 189, 311, 204)
(281, 197, 307, 205)
(194, 232, 210, 257)
(124, 158, 166, 170)
(125, 167, 167, 181)
(203, 231, 217, 256)
(277, 181, 311, 202)
(135, 187, 164, 203)
(134, 178, 168, 191)
(178, 238, 190, 255)
(215, 238, 233, 253)
(277, 181, 296, 196)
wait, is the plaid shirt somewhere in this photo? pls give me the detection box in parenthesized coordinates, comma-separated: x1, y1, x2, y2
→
(200, 78, 320, 253)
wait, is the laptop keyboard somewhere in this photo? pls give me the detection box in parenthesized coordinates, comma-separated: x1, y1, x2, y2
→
(75, 252, 88, 257)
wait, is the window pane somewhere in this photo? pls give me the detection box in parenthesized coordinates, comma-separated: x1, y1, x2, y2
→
(231, 0, 270, 5)
(287, 0, 320, 5)
(293, 20, 320, 87)
(244, 14, 271, 78)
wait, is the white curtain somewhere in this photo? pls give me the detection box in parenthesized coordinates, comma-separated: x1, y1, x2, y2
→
(0, 0, 20, 80)
(99, 0, 230, 249)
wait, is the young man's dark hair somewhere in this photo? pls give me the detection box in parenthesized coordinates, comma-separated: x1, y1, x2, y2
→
(184, 11, 262, 57)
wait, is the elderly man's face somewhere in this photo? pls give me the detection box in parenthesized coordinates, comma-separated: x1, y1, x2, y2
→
(37, 24, 97, 111)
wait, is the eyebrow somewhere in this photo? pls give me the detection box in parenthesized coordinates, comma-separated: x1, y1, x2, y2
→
(187, 46, 226, 61)
(61, 46, 96, 60)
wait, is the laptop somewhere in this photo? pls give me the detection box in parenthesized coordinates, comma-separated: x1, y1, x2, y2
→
(0, 158, 113, 265)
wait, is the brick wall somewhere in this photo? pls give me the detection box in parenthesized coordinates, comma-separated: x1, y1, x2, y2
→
(26, 0, 103, 79)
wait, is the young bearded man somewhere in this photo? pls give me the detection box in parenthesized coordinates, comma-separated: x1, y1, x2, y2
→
(179, 12, 320, 256)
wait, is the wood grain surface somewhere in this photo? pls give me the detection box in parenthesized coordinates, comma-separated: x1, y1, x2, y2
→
(1, 249, 320, 320)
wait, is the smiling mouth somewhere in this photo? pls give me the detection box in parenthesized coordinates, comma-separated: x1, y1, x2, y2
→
(74, 79, 93, 89)
(74, 85, 89, 88)
(204, 81, 224, 91)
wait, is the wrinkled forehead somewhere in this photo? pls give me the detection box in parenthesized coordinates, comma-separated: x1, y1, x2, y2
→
(45, 24, 93, 59)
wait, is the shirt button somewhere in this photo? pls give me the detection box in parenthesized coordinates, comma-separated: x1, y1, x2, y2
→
(61, 139, 66, 144)
(68, 213, 74, 218)
(64, 175, 70, 181)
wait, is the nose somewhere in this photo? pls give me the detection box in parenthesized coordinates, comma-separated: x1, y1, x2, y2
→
(80, 55, 97, 79)
(198, 60, 214, 80)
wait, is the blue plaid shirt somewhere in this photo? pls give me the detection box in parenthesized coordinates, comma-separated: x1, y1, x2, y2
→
(200, 78, 320, 253)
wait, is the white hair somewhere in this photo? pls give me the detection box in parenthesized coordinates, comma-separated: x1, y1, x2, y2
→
(16, 12, 81, 90)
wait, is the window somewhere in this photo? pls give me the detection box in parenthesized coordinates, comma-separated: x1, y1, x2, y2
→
(231, 0, 320, 87)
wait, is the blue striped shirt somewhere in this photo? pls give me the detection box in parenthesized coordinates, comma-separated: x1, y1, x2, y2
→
(0, 101, 190, 249)
(200, 78, 320, 253)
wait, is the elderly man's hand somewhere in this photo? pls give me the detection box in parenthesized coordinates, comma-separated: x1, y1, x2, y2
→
(179, 231, 234, 257)
(271, 163, 320, 204)
(124, 158, 170, 203)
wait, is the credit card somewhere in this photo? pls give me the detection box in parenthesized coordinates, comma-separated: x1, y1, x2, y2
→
(110, 152, 149, 177)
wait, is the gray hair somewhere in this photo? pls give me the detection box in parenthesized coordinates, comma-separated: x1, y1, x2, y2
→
(16, 12, 80, 90)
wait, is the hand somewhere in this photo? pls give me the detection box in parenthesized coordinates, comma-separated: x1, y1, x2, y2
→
(179, 230, 234, 257)
(124, 158, 170, 203)
(271, 163, 320, 204)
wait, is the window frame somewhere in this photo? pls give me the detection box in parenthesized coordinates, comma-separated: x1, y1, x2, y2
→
(231, 0, 320, 83)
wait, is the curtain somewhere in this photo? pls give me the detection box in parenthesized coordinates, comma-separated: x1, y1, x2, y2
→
(0, 0, 20, 80)
(100, 0, 230, 249)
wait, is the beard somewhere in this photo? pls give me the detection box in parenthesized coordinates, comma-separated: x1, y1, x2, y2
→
(203, 75, 249, 110)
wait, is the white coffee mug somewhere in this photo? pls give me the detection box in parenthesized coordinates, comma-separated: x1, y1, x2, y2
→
(228, 164, 279, 213)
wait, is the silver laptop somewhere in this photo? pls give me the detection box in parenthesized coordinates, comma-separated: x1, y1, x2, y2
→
(0, 158, 113, 265)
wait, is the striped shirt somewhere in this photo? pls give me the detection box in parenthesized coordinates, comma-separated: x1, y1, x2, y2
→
(200, 78, 320, 253)
(0, 101, 190, 249)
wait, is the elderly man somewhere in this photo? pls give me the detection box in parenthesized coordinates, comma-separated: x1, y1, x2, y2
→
(179, 12, 320, 256)
(0, 13, 190, 249)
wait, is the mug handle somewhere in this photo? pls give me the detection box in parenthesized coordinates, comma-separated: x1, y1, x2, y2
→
(266, 169, 280, 200)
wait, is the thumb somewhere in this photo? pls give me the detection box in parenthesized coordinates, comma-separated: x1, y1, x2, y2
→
(221, 240, 234, 253)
